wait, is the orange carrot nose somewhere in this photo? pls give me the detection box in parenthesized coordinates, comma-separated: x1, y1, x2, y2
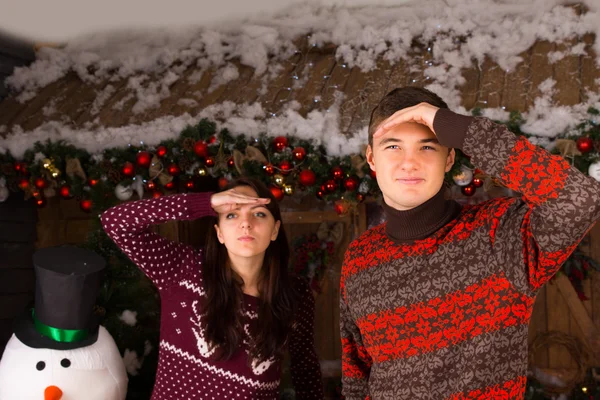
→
(44, 385, 63, 400)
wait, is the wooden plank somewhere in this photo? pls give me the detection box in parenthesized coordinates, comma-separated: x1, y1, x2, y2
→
(555, 273, 600, 362)
(581, 33, 600, 101)
(0, 293, 33, 319)
(477, 56, 505, 109)
(73, 79, 129, 126)
(552, 40, 581, 106)
(222, 63, 264, 106)
(173, 67, 216, 117)
(590, 224, 600, 336)
(281, 210, 351, 224)
(0, 268, 34, 293)
(527, 40, 555, 109)
(347, 59, 395, 135)
(293, 51, 337, 117)
(96, 78, 136, 127)
(0, 96, 25, 133)
(338, 66, 365, 133)
(546, 280, 573, 368)
(502, 50, 531, 112)
(35, 219, 66, 248)
(214, 61, 256, 105)
(64, 219, 92, 244)
(386, 57, 410, 92)
(319, 58, 353, 112)
(529, 285, 549, 368)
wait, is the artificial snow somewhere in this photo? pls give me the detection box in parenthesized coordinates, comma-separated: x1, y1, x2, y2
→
(119, 310, 138, 326)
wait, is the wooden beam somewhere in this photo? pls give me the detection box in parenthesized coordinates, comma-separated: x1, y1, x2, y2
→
(554, 273, 600, 361)
(281, 210, 350, 224)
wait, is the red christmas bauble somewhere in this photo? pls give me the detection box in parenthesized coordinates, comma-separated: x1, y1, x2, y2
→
(577, 137, 593, 153)
(59, 185, 72, 199)
(205, 157, 215, 168)
(472, 177, 484, 188)
(80, 199, 92, 212)
(14, 162, 24, 173)
(152, 190, 162, 198)
(194, 140, 208, 157)
(136, 151, 152, 168)
(344, 177, 359, 191)
(122, 162, 135, 177)
(165, 181, 176, 190)
(146, 181, 156, 190)
(34, 177, 47, 189)
(18, 178, 29, 190)
(292, 147, 306, 161)
(218, 177, 229, 190)
(332, 166, 344, 180)
(185, 180, 195, 190)
(316, 190, 324, 199)
(356, 193, 365, 203)
(36, 197, 47, 208)
(227, 158, 235, 168)
(208, 136, 217, 144)
(461, 184, 476, 196)
(334, 200, 350, 216)
(264, 164, 275, 176)
(270, 186, 284, 201)
(167, 163, 181, 176)
(88, 178, 99, 187)
(325, 179, 337, 192)
(299, 169, 316, 186)
(280, 160, 292, 175)
(273, 136, 288, 152)
(369, 169, 376, 179)
(156, 146, 168, 158)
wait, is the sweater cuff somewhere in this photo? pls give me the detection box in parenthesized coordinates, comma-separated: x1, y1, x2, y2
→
(432, 108, 474, 150)
(187, 192, 217, 219)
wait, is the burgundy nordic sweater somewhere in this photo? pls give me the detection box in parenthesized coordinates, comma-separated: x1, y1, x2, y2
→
(340, 109, 600, 399)
(101, 192, 324, 400)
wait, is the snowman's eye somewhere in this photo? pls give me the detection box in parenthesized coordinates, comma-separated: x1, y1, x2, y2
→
(36, 361, 46, 371)
(60, 358, 71, 368)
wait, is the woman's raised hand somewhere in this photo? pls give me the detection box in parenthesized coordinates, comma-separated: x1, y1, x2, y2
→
(210, 189, 270, 214)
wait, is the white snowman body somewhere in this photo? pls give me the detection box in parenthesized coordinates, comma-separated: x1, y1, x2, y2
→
(0, 326, 127, 400)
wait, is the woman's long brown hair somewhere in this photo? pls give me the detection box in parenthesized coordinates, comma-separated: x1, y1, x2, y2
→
(203, 177, 296, 362)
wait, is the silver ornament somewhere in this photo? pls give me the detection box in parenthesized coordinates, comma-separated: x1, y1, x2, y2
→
(452, 166, 474, 186)
(114, 184, 133, 201)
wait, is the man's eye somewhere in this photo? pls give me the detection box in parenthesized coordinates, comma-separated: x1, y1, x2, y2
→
(385, 145, 399, 150)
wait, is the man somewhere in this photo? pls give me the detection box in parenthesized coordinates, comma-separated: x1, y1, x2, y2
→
(339, 87, 600, 399)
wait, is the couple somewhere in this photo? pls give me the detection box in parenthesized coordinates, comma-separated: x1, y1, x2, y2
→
(102, 87, 600, 399)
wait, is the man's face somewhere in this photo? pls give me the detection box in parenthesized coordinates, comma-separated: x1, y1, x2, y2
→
(366, 122, 455, 211)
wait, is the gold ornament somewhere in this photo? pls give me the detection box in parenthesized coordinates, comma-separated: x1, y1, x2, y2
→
(51, 167, 61, 178)
(197, 166, 207, 176)
(283, 184, 294, 195)
(273, 174, 285, 187)
(42, 158, 52, 169)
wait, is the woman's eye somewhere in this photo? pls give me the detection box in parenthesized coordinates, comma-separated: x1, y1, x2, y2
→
(226, 213, 236, 219)
(254, 212, 267, 218)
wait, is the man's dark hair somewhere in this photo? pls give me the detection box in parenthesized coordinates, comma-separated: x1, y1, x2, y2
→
(368, 86, 449, 146)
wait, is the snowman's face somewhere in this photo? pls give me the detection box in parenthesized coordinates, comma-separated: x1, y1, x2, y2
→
(0, 327, 127, 400)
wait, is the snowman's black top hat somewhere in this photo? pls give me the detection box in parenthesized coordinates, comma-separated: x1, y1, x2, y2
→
(14, 246, 105, 350)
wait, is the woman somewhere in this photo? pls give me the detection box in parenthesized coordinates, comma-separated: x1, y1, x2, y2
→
(101, 177, 323, 400)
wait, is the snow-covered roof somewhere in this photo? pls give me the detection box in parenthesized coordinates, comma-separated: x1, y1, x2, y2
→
(0, 0, 599, 158)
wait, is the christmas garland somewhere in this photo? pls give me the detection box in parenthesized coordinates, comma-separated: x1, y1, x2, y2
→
(0, 107, 599, 215)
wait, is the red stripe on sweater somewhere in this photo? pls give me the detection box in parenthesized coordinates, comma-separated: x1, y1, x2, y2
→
(355, 274, 534, 363)
(341, 198, 514, 301)
(446, 375, 527, 399)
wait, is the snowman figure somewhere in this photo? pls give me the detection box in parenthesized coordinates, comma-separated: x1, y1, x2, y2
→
(0, 246, 128, 400)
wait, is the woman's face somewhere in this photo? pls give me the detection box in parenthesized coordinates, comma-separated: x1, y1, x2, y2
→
(214, 185, 280, 260)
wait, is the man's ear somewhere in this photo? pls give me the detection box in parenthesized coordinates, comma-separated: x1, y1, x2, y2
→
(366, 144, 376, 172)
(445, 148, 456, 172)
(214, 224, 224, 244)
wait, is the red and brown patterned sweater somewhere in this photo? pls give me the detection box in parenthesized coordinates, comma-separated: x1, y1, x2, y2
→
(102, 192, 324, 400)
(340, 109, 600, 400)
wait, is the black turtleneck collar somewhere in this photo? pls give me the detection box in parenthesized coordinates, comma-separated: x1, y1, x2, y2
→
(382, 187, 462, 243)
